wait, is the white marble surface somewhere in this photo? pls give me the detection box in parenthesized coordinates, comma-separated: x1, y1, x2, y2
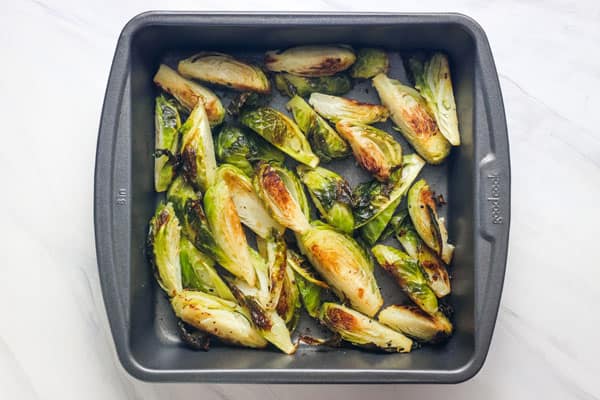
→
(1, 0, 599, 399)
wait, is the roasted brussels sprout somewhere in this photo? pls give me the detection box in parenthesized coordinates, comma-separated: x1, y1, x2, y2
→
(153, 64, 225, 127)
(372, 73, 451, 164)
(265, 45, 356, 77)
(352, 154, 425, 227)
(387, 210, 450, 297)
(298, 222, 383, 317)
(229, 284, 297, 354)
(275, 73, 352, 98)
(240, 107, 319, 168)
(154, 95, 181, 192)
(287, 95, 350, 162)
(276, 263, 302, 330)
(286, 249, 327, 319)
(179, 236, 235, 301)
(171, 290, 267, 348)
(257, 232, 288, 311)
(350, 48, 389, 79)
(359, 195, 402, 245)
(216, 165, 283, 238)
(407, 53, 460, 146)
(297, 165, 354, 234)
(407, 179, 454, 264)
(179, 102, 218, 192)
(148, 203, 183, 297)
(227, 91, 272, 117)
(215, 125, 284, 177)
(178, 52, 271, 93)
(204, 178, 255, 286)
(372, 245, 438, 315)
(335, 120, 403, 181)
(254, 162, 311, 233)
(378, 305, 452, 343)
(319, 303, 413, 352)
(166, 177, 224, 262)
(309, 93, 389, 124)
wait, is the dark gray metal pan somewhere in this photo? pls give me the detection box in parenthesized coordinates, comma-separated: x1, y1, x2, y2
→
(94, 11, 510, 383)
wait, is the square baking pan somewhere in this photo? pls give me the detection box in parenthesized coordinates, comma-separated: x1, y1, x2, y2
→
(94, 11, 510, 383)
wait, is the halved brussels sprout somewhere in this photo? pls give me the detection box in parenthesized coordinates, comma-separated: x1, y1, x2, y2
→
(309, 93, 389, 124)
(178, 52, 271, 93)
(265, 45, 356, 77)
(148, 203, 183, 297)
(257, 233, 288, 311)
(372, 245, 438, 315)
(407, 53, 460, 146)
(335, 120, 403, 181)
(378, 305, 453, 343)
(372, 73, 451, 164)
(350, 48, 389, 79)
(297, 165, 354, 234)
(154, 95, 181, 192)
(166, 176, 223, 262)
(359, 195, 402, 245)
(203, 178, 255, 286)
(298, 222, 383, 317)
(287, 249, 326, 319)
(228, 284, 297, 354)
(388, 210, 450, 297)
(240, 107, 319, 168)
(179, 102, 218, 192)
(153, 64, 225, 127)
(171, 290, 267, 348)
(216, 165, 283, 238)
(254, 162, 311, 233)
(215, 125, 284, 177)
(179, 236, 235, 301)
(287, 95, 350, 162)
(407, 179, 454, 264)
(352, 154, 425, 227)
(276, 263, 302, 331)
(275, 73, 352, 98)
(319, 303, 413, 352)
